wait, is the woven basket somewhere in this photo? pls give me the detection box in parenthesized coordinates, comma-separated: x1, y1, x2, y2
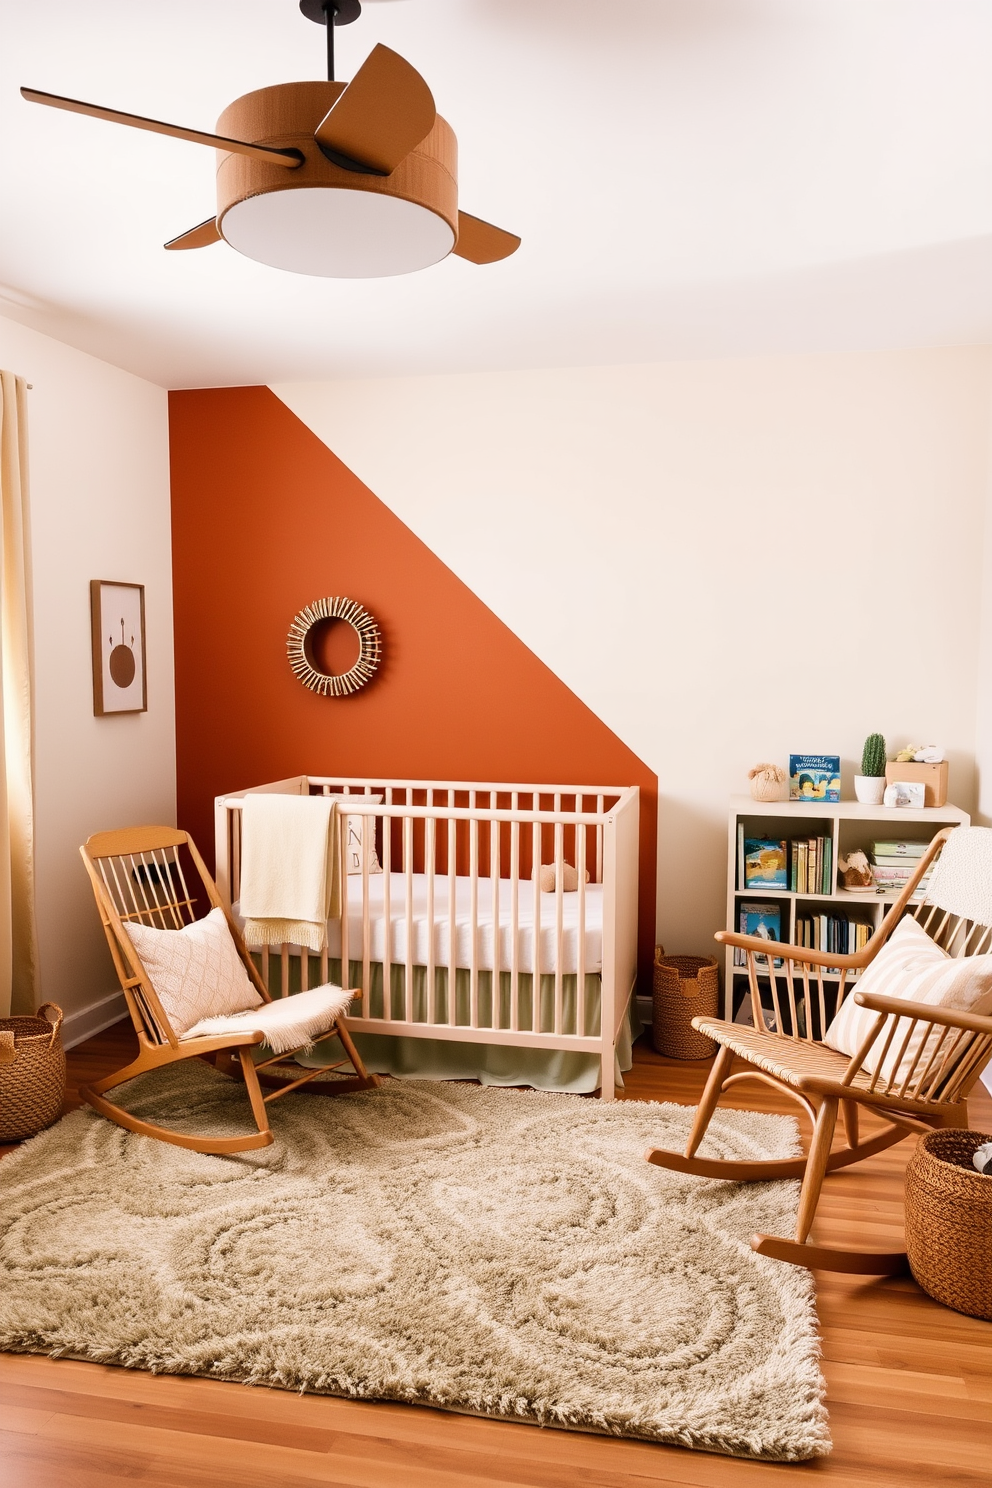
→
(0, 1003, 65, 1142)
(905, 1128, 992, 1320)
(652, 948, 719, 1060)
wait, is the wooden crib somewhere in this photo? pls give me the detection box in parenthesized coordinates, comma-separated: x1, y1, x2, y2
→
(214, 775, 640, 1099)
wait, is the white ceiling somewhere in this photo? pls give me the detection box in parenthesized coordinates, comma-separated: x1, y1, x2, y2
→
(2, 0, 991, 388)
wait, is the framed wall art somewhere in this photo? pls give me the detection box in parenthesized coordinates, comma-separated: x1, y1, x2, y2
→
(90, 580, 147, 715)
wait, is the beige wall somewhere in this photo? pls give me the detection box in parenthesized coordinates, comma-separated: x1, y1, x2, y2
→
(0, 314, 175, 1033)
(274, 346, 992, 956)
(975, 373, 992, 827)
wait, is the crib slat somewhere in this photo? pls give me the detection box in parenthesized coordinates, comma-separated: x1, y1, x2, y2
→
(510, 813, 520, 1031)
(448, 811, 457, 1027)
(381, 794, 392, 1021)
(339, 814, 350, 996)
(577, 822, 587, 1038)
(596, 794, 604, 883)
(232, 808, 241, 904)
(554, 821, 564, 1036)
(426, 816, 436, 1024)
(532, 819, 542, 1033)
(356, 799, 370, 1014)
(491, 805, 501, 1029)
(469, 816, 479, 1028)
(404, 814, 414, 1024)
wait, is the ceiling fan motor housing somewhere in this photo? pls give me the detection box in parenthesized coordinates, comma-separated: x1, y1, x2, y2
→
(215, 82, 457, 277)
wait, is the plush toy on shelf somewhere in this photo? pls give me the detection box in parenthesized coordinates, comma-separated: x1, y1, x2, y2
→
(748, 762, 787, 802)
(838, 850, 874, 891)
(895, 744, 945, 763)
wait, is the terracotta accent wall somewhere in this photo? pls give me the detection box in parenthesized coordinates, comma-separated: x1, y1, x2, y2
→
(169, 386, 656, 983)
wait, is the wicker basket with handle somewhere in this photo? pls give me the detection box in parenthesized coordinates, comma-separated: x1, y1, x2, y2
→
(0, 1003, 65, 1142)
(905, 1128, 992, 1320)
(651, 948, 719, 1060)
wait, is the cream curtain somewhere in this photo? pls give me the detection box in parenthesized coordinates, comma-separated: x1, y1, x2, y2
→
(0, 371, 38, 1018)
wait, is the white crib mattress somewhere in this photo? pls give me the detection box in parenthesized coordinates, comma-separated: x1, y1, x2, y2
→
(234, 872, 604, 976)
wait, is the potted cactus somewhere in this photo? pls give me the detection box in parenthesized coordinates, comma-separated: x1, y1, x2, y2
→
(854, 732, 887, 804)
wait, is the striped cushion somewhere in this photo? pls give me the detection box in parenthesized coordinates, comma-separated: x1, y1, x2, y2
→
(824, 915, 992, 1089)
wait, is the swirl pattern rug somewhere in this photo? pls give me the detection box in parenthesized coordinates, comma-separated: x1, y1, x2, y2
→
(0, 1064, 829, 1461)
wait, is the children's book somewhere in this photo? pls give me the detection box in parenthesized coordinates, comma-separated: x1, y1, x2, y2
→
(871, 840, 928, 859)
(740, 901, 782, 967)
(789, 754, 841, 802)
(744, 838, 787, 888)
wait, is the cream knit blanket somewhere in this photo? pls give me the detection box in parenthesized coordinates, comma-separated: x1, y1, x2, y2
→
(926, 825, 992, 928)
(239, 793, 340, 952)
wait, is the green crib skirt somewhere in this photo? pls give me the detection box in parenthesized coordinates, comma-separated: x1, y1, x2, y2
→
(257, 956, 639, 1095)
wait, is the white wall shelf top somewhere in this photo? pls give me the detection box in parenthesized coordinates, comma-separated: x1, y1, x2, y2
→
(730, 794, 970, 824)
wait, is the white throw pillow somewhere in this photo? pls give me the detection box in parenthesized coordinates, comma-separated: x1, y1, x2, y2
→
(124, 906, 263, 1037)
(342, 795, 383, 876)
(824, 915, 992, 1089)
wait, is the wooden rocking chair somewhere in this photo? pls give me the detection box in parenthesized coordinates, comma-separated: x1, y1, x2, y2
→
(646, 826, 992, 1273)
(80, 825, 379, 1155)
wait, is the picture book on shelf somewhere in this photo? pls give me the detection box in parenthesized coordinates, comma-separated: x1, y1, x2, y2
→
(744, 838, 788, 888)
(789, 754, 841, 802)
(735, 902, 783, 967)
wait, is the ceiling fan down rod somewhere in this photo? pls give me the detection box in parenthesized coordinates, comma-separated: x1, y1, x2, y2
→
(299, 1, 363, 81)
(324, 3, 337, 81)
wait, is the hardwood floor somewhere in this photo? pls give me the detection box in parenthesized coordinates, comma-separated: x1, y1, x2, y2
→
(1, 1024, 990, 1486)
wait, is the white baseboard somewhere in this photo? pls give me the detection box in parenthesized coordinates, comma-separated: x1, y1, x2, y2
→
(61, 991, 128, 1050)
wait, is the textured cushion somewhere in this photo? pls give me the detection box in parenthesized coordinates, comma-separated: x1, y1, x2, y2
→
(824, 915, 992, 1089)
(344, 796, 383, 876)
(125, 907, 262, 1037)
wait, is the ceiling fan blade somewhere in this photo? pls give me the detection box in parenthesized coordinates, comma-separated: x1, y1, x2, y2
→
(313, 44, 435, 175)
(452, 212, 521, 265)
(164, 218, 222, 252)
(20, 88, 303, 168)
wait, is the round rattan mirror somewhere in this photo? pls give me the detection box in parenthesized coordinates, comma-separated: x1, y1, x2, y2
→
(286, 596, 381, 697)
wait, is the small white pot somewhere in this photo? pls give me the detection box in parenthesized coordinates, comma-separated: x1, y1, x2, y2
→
(854, 774, 886, 805)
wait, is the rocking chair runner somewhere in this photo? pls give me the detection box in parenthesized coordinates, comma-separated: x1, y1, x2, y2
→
(80, 825, 379, 1155)
(646, 826, 992, 1273)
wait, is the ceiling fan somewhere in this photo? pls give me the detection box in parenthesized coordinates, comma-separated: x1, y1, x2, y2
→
(21, 0, 520, 279)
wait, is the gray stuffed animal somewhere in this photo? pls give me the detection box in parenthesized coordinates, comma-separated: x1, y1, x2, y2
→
(972, 1142, 992, 1176)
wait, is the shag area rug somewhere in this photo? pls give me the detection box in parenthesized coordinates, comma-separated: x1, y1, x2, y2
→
(0, 1064, 829, 1461)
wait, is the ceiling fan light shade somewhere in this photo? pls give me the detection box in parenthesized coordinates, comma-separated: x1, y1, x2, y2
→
(215, 82, 457, 278)
(222, 189, 454, 277)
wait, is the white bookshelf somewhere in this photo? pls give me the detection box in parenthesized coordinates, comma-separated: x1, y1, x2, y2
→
(724, 794, 970, 1020)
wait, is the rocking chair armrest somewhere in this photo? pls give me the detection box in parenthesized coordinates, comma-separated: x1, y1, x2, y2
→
(853, 989, 992, 1036)
(714, 929, 867, 969)
(178, 1030, 267, 1051)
